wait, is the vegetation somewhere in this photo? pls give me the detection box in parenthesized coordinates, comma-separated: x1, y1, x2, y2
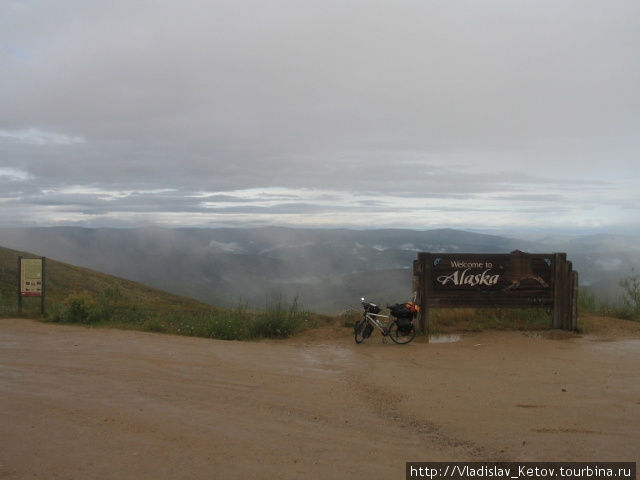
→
(428, 307, 551, 333)
(577, 288, 598, 314)
(578, 269, 640, 321)
(3, 244, 638, 341)
(0, 246, 319, 340)
(45, 289, 315, 340)
(619, 268, 640, 318)
(337, 305, 551, 333)
(339, 309, 361, 328)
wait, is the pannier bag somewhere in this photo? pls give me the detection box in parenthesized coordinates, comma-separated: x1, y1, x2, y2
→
(389, 302, 416, 319)
(366, 303, 381, 314)
(395, 317, 413, 334)
(362, 323, 374, 338)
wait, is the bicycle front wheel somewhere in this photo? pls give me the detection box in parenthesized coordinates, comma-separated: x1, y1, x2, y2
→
(354, 318, 367, 343)
(389, 321, 416, 344)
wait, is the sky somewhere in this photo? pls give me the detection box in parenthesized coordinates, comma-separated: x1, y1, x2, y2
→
(1, 0, 639, 232)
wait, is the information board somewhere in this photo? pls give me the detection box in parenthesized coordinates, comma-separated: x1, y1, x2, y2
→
(20, 257, 43, 297)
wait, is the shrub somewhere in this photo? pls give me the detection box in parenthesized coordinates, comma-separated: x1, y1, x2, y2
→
(142, 319, 167, 333)
(205, 308, 252, 340)
(46, 286, 149, 326)
(248, 296, 309, 338)
(53, 292, 95, 324)
(619, 268, 640, 319)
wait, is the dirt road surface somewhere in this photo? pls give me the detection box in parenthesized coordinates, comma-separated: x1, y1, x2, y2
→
(1, 318, 639, 479)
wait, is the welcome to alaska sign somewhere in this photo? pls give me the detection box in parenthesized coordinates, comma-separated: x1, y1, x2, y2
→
(413, 250, 578, 333)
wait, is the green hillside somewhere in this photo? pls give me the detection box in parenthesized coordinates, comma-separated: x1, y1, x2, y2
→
(0, 245, 213, 317)
(0, 245, 318, 339)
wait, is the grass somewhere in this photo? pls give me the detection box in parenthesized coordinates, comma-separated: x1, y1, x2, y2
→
(45, 289, 317, 340)
(3, 244, 637, 339)
(428, 307, 551, 333)
(427, 284, 640, 334)
(0, 245, 210, 316)
(428, 280, 640, 333)
(337, 304, 552, 334)
(578, 288, 640, 321)
(0, 245, 322, 340)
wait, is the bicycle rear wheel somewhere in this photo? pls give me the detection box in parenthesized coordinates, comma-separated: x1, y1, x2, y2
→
(388, 321, 416, 344)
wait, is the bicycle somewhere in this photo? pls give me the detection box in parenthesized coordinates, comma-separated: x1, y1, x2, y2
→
(353, 298, 417, 344)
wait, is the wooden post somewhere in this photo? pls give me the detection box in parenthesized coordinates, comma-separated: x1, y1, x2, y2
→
(415, 252, 430, 337)
(413, 255, 423, 334)
(552, 253, 567, 329)
(41, 257, 46, 316)
(412, 259, 420, 301)
(570, 269, 579, 331)
(423, 253, 432, 337)
(563, 261, 572, 330)
(17, 256, 22, 314)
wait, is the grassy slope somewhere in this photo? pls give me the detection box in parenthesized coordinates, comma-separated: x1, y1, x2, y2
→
(0, 244, 218, 318)
(0, 245, 321, 340)
(3, 244, 633, 338)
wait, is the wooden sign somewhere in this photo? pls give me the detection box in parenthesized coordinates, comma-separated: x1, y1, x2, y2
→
(430, 252, 553, 306)
(413, 250, 578, 333)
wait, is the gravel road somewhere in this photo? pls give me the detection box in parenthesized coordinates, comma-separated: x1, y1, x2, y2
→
(1, 318, 639, 479)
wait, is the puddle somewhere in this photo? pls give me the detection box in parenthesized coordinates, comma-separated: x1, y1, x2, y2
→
(297, 346, 353, 375)
(429, 334, 461, 344)
(589, 339, 640, 354)
(522, 331, 543, 339)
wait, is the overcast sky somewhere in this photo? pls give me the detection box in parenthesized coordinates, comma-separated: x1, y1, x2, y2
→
(1, 0, 639, 232)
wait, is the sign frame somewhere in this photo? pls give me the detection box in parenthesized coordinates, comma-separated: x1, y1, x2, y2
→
(413, 250, 578, 335)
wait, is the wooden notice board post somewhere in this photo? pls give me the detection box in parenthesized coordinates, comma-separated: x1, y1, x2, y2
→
(413, 251, 578, 336)
(18, 256, 46, 315)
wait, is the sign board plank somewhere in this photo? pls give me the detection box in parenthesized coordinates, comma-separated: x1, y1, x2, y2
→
(428, 252, 553, 306)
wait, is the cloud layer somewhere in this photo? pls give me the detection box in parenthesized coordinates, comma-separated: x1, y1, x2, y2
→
(1, 0, 638, 231)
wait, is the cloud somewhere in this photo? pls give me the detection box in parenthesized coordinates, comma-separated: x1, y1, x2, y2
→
(0, 0, 638, 231)
(0, 167, 31, 181)
(0, 180, 628, 232)
(0, 128, 85, 146)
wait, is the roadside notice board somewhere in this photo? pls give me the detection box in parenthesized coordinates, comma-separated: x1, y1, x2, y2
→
(18, 256, 46, 315)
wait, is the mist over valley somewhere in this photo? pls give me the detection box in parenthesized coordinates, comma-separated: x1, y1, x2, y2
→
(1, 227, 637, 313)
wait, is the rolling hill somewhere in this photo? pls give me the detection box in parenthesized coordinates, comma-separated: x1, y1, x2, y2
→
(0, 244, 212, 318)
(1, 227, 638, 312)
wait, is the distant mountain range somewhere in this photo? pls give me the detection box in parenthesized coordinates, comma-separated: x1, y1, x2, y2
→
(1, 227, 638, 312)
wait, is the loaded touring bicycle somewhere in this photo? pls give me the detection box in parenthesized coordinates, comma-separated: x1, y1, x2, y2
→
(354, 298, 418, 344)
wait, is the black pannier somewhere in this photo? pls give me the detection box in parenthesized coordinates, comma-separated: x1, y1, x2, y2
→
(395, 317, 413, 334)
(365, 303, 381, 314)
(389, 303, 413, 319)
(362, 323, 374, 338)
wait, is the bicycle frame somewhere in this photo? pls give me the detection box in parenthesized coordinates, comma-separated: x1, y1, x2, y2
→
(364, 311, 393, 335)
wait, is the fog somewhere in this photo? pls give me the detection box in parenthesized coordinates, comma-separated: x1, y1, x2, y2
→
(2, 226, 638, 312)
